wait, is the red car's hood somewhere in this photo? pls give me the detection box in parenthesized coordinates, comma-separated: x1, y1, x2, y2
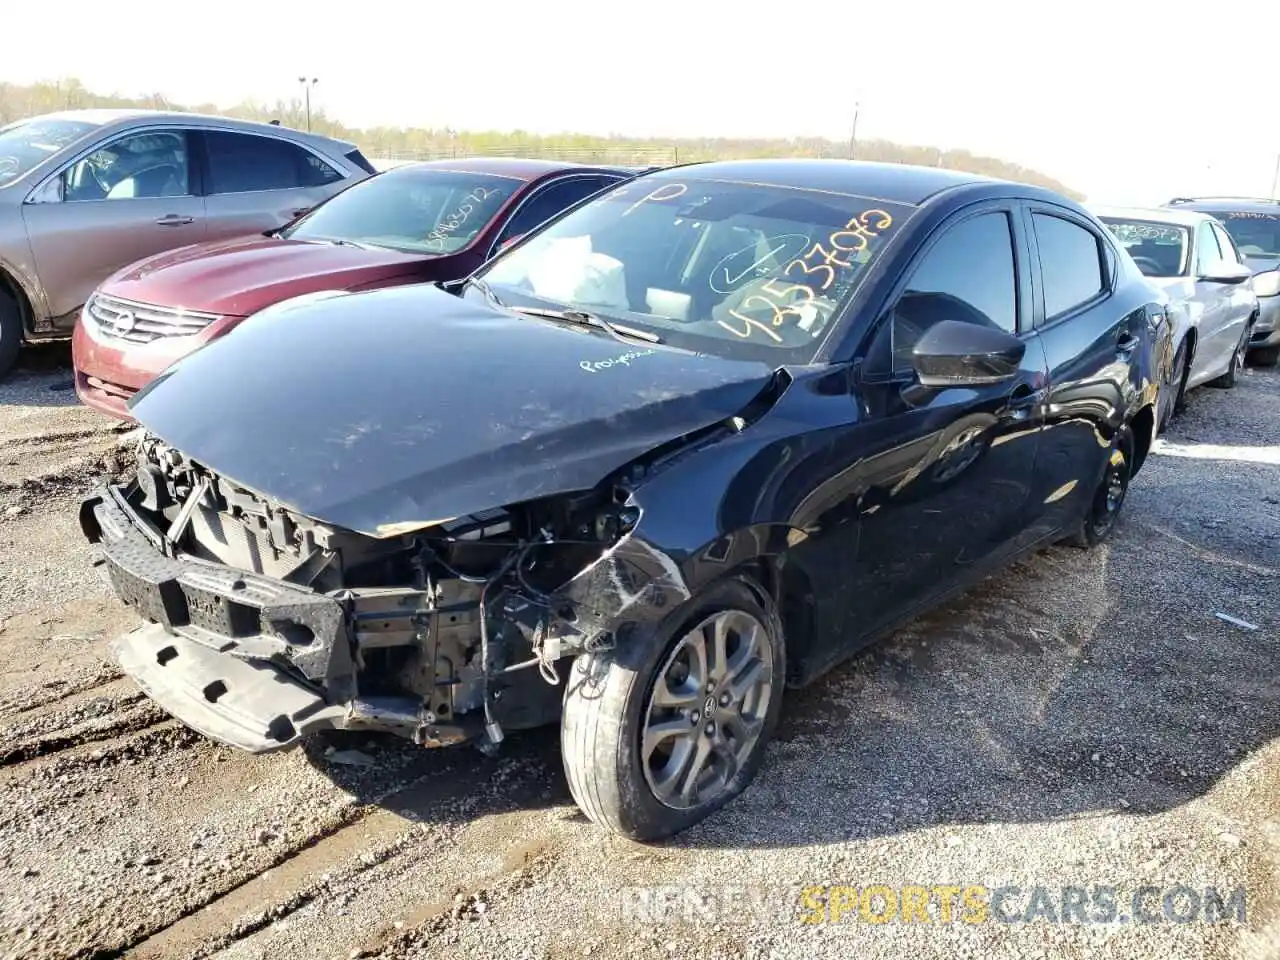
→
(101, 235, 440, 317)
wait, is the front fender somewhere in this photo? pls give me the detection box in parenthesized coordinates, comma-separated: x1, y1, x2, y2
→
(551, 514, 803, 625)
(0, 242, 46, 331)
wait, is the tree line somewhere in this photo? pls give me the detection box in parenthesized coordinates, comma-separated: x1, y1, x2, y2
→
(0, 78, 1080, 197)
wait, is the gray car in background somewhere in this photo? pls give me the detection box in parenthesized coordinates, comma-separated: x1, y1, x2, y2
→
(0, 110, 373, 375)
(1164, 196, 1280, 366)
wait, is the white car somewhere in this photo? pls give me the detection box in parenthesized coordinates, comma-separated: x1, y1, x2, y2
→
(1094, 205, 1257, 416)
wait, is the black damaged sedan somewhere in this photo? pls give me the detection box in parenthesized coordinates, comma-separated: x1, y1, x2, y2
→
(82, 160, 1167, 840)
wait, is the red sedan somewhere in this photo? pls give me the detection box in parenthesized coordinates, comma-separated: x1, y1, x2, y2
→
(73, 157, 637, 417)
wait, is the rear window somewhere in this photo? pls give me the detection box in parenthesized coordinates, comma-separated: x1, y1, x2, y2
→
(0, 117, 99, 186)
(1098, 218, 1190, 277)
(1204, 209, 1280, 259)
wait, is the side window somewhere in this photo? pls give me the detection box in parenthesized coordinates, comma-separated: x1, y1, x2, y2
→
(891, 211, 1018, 372)
(495, 177, 620, 248)
(1210, 223, 1239, 263)
(63, 131, 189, 202)
(203, 131, 341, 194)
(1194, 223, 1223, 271)
(1033, 213, 1104, 319)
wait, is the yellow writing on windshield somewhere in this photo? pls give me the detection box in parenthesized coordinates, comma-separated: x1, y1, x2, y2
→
(716, 208, 894, 342)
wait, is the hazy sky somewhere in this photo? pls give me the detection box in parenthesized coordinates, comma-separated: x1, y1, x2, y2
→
(6, 1, 1279, 204)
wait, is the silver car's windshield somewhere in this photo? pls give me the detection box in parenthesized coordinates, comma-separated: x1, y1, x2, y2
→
(0, 118, 99, 186)
(1099, 218, 1190, 277)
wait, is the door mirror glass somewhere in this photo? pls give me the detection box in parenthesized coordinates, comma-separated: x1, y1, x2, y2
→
(910, 319, 1026, 387)
(1198, 259, 1253, 284)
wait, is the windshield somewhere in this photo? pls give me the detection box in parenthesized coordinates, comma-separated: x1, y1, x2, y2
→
(1207, 210, 1280, 259)
(0, 117, 99, 187)
(474, 176, 914, 363)
(281, 167, 520, 254)
(1098, 218, 1189, 277)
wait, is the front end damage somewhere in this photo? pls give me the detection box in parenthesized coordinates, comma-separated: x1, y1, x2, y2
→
(81, 433, 690, 754)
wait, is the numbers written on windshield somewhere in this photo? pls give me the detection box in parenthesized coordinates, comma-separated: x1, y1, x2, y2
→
(424, 186, 505, 251)
(1107, 222, 1180, 243)
(718, 208, 894, 343)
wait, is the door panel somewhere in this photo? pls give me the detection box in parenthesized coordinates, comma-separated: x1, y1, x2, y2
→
(1021, 206, 1134, 538)
(812, 206, 1045, 645)
(199, 130, 350, 242)
(1189, 222, 1234, 379)
(1203, 222, 1254, 375)
(203, 188, 333, 242)
(22, 129, 205, 324)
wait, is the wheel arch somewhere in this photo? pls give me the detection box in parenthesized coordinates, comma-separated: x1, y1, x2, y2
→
(0, 262, 36, 336)
(687, 549, 816, 690)
(1129, 403, 1154, 477)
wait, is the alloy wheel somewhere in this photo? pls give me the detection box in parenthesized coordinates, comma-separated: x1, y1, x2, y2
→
(641, 609, 774, 811)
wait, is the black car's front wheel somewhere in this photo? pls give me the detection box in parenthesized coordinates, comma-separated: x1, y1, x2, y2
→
(561, 575, 785, 841)
(1065, 424, 1133, 549)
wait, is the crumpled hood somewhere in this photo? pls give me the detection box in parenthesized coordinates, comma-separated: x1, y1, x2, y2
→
(102, 235, 432, 317)
(129, 285, 775, 537)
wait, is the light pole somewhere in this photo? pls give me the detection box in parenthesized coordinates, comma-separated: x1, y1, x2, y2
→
(847, 102, 860, 159)
(1271, 152, 1279, 200)
(297, 77, 318, 131)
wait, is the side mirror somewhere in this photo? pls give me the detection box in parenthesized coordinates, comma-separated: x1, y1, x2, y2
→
(1199, 260, 1253, 284)
(911, 319, 1026, 388)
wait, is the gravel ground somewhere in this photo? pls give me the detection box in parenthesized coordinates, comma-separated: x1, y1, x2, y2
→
(0, 345, 1275, 960)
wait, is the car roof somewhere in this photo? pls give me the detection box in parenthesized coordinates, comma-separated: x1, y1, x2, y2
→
(642, 158, 1004, 205)
(1091, 204, 1210, 227)
(1166, 196, 1280, 214)
(24, 108, 358, 152)
(390, 156, 640, 181)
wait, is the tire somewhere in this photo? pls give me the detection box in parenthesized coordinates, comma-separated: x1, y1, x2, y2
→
(1208, 319, 1253, 389)
(561, 574, 785, 841)
(1160, 339, 1190, 430)
(1065, 424, 1133, 549)
(1249, 344, 1279, 367)
(0, 288, 22, 379)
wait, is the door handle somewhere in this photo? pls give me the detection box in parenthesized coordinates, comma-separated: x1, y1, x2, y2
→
(1116, 332, 1140, 356)
(155, 215, 194, 226)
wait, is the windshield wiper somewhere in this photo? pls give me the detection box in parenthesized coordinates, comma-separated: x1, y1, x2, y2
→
(467, 275, 504, 307)
(512, 306, 661, 344)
